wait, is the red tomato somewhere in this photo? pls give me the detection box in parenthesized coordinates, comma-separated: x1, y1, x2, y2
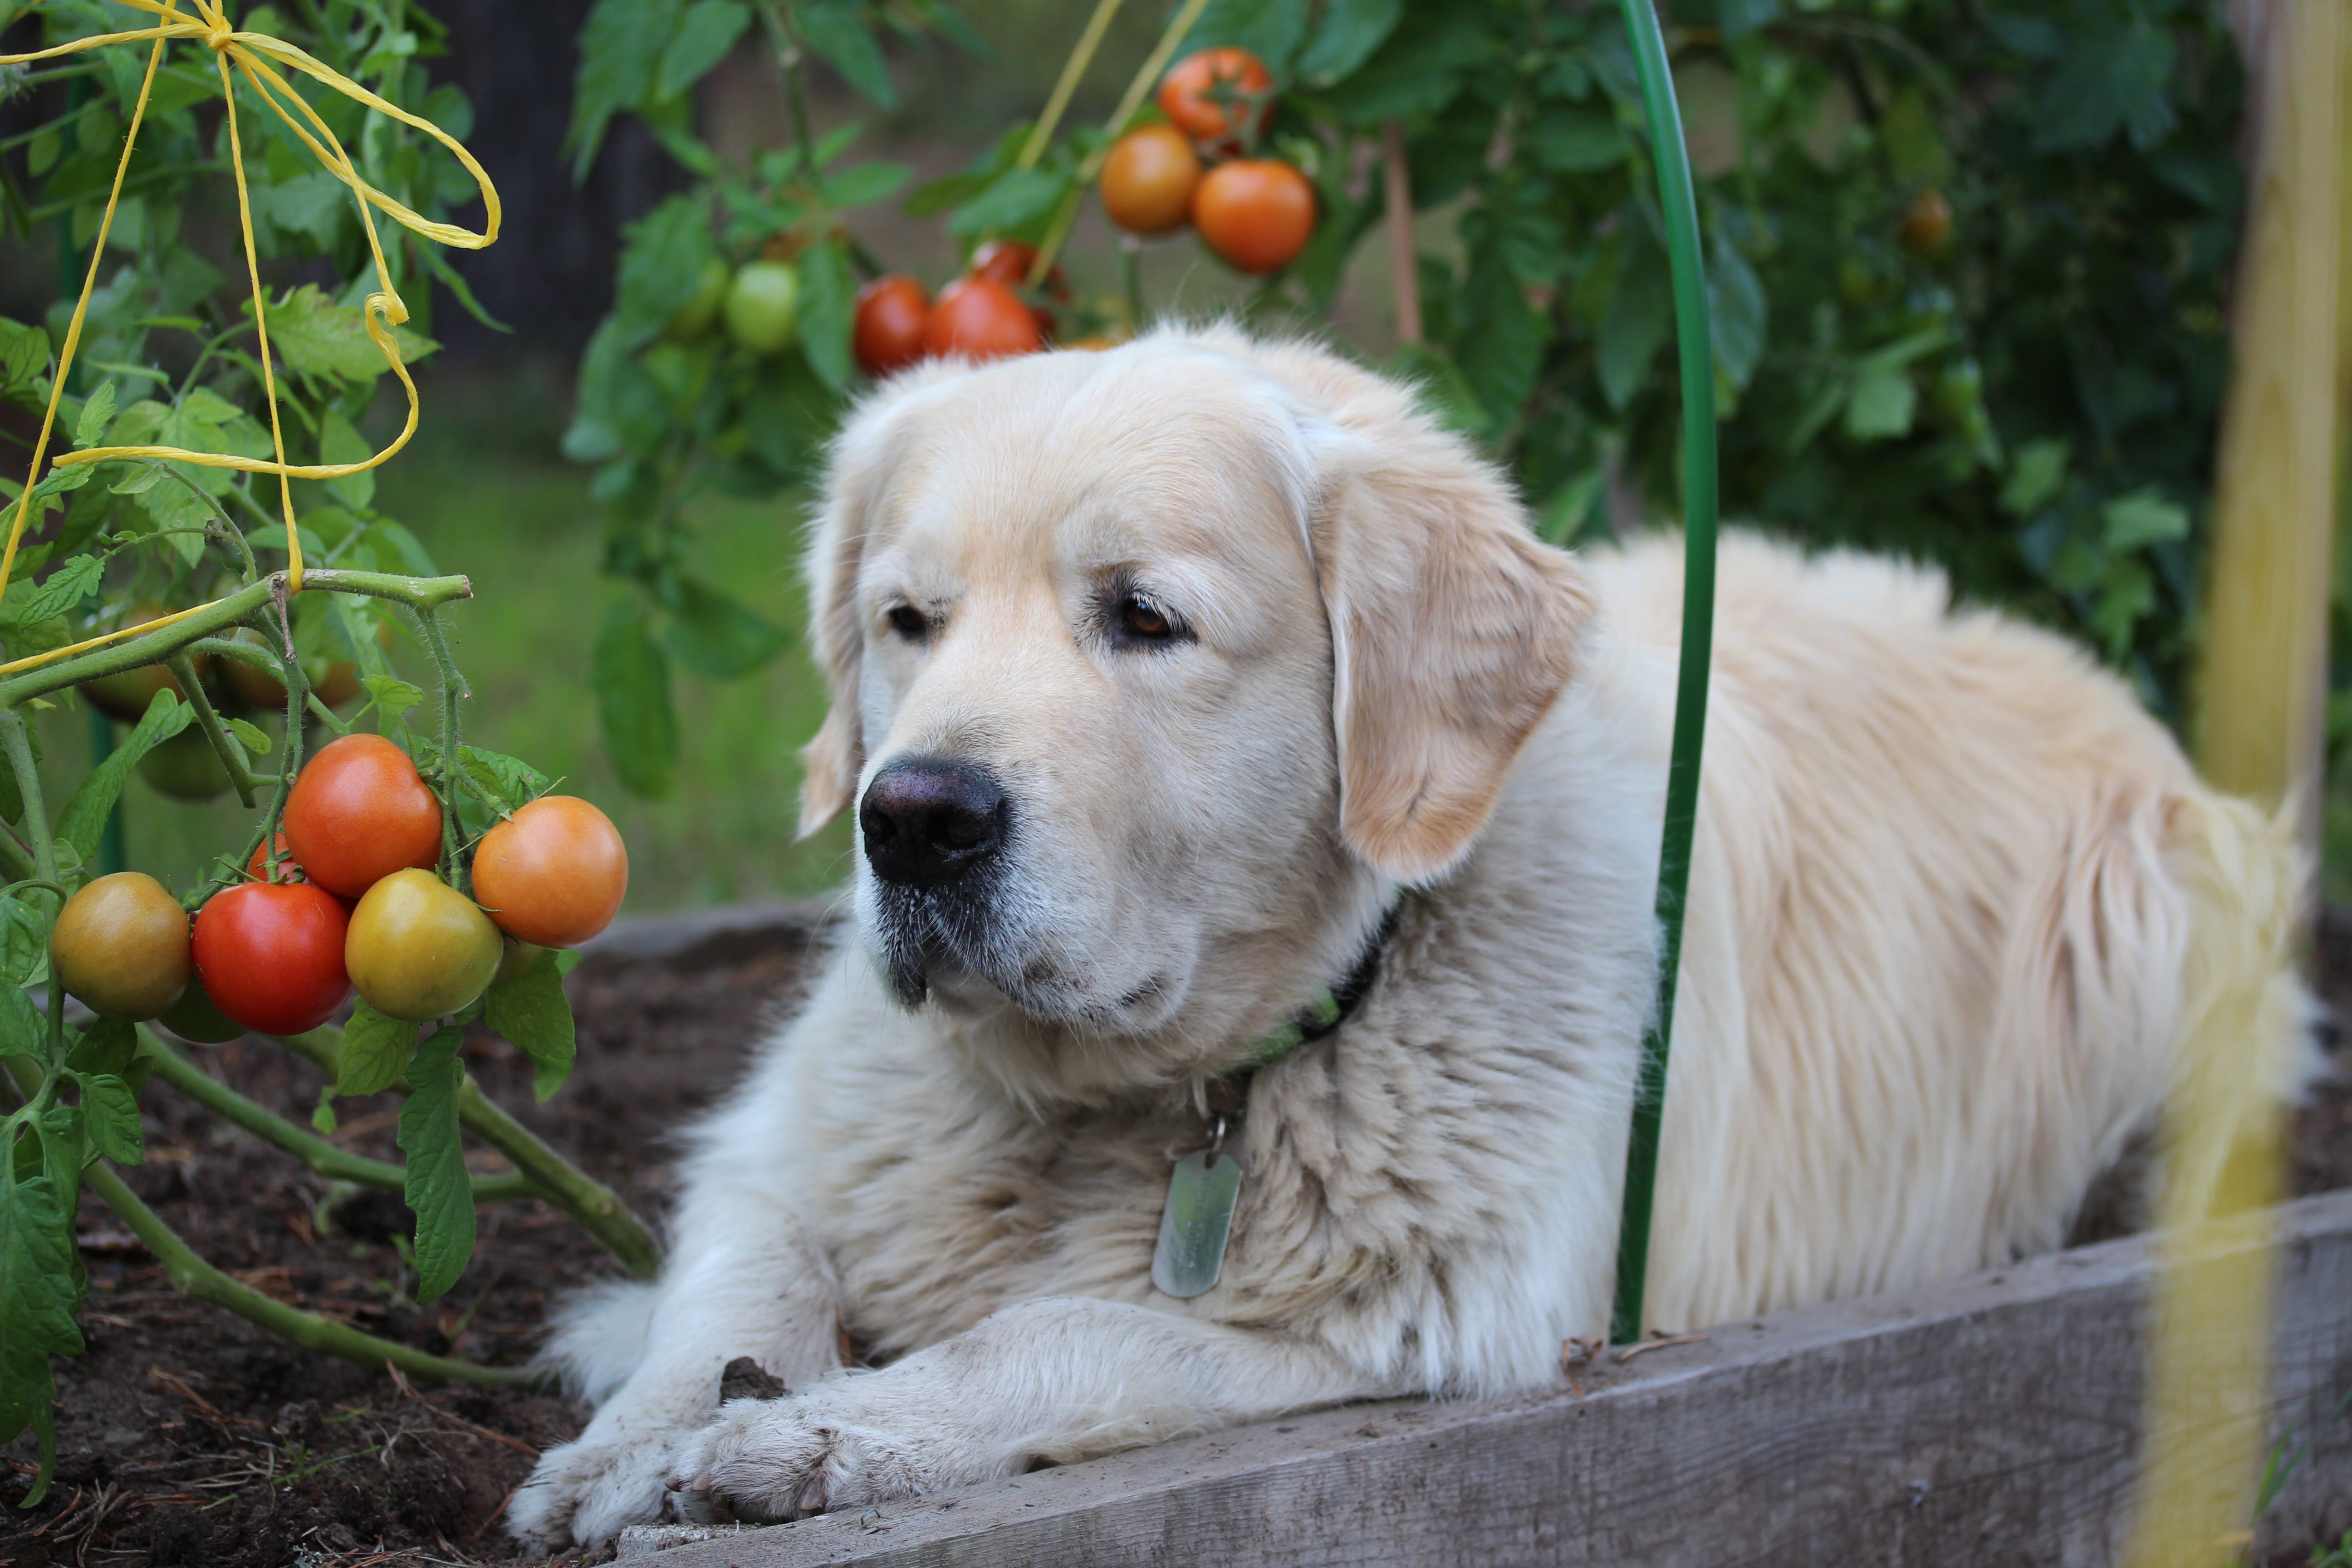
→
(1192, 159, 1317, 274)
(192, 881, 352, 1035)
(965, 240, 1067, 299)
(282, 734, 443, 899)
(854, 275, 931, 377)
(470, 795, 631, 948)
(925, 278, 1044, 361)
(1101, 124, 1202, 235)
(1158, 48, 1273, 151)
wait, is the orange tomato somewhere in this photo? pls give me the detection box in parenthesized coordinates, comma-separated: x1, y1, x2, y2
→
(1158, 48, 1273, 151)
(470, 795, 630, 948)
(1101, 124, 1202, 235)
(854, 275, 931, 377)
(925, 278, 1045, 361)
(1191, 159, 1316, 274)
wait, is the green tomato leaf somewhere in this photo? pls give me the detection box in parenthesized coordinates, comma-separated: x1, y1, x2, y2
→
(337, 1000, 420, 1098)
(396, 1027, 475, 1304)
(362, 675, 425, 720)
(228, 717, 272, 757)
(71, 1071, 142, 1165)
(0, 984, 42, 1058)
(1597, 246, 1670, 412)
(457, 745, 552, 813)
(1297, 0, 1401, 85)
(72, 381, 115, 450)
(821, 160, 911, 210)
(570, 0, 684, 181)
(1187, 0, 1309, 74)
(57, 691, 194, 867)
(2102, 487, 2189, 551)
(0, 552, 102, 632)
(662, 577, 789, 680)
(656, 0, 750, 101)
(1843, 362, 1918, 442)
(0, 1168, 84, 1503)
(261, 284, 438, 384)
(318, 409, 375, 510)
(945, 169, 1069, 238)
(1709, 236, 1768, 393)
(797, 0, 897, 109)
(593, 604, 679, 799)
(64, 1019, 136, 1078)
(794, 241, 856, 392)
(2001, 439, 2071, 518)
(0, 898, 44, 988)
(485, 946, 577, 1102)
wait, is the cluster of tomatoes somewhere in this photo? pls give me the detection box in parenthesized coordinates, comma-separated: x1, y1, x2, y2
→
(850, 239, 1068, 375)
(51, 733, 628, 1041)
(845, 47, 1314, 379)
(1102, 47, 1314, 274)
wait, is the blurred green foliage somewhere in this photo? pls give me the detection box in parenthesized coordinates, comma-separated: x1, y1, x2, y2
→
(567, 0, 2244, 794)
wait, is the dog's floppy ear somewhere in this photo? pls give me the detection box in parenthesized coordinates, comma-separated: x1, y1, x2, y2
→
(795, 372, 941, 836)
(1301, 395, 1593, 882)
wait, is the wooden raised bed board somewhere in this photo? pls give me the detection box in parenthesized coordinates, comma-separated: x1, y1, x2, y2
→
(621, 1189, 2352, 1567)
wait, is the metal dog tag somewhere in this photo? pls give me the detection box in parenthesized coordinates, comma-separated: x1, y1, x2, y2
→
(1152, 1147, 1242, 1298)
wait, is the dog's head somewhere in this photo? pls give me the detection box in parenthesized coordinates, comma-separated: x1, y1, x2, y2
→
(799, 328, 1592, 1095)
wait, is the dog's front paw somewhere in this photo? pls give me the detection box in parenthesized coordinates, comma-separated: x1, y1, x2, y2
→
(509, 1429, 687, 1548)
(669, 1389, 988, 1523)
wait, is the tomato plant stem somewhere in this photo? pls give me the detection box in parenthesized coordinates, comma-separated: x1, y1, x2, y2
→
(274, 1024, 663, 1279)
(137, 1028, 534, 1203)
(1019, 0, 1127, 173)
(165, 651, 264, 808)
(410, 607, 466, 886)
(1027, 0, 1212, 287)
(0, 571, 471, 712)
(0, 707, 58, 888)
(80, 1157, 547, 1389)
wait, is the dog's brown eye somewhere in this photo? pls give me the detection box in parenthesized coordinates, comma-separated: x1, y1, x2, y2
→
(1121, 596, 1171, 640)
(885, 605, 928, 640)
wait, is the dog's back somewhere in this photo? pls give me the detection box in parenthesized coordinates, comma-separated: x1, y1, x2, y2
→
(1586, 531, 2308, 1328)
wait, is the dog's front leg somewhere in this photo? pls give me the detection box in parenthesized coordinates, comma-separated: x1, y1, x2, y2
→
(669, 1294, 1381, 1522)
(509, 1196, 842, 1548)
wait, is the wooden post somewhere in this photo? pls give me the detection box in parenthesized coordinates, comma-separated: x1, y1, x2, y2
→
(2133, 6, 2345, 1566)
(2196, 0, 2345, 856)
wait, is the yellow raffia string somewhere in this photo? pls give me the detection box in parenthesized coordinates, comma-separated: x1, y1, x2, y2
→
(0, 0, 500, 679)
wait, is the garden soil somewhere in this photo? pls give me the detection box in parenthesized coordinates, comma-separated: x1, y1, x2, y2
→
(4, 901, 2351, 1568)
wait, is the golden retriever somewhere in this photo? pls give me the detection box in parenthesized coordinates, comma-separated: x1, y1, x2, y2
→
(510, 327, 2304, 1547)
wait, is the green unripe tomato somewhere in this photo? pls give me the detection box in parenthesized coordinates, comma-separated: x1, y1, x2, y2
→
(345, 868, 504, 1023)
(724, 260, 801, 355)
(667, 257, 731, 341)
(157, 976, 245, 1042)
(137, 726, 231, 802)
(54, 872, 192, 1021)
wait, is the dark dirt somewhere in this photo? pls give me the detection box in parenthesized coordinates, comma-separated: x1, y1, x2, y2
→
(3, 900, 2349, 1568)
(0, 907, 834, 1568)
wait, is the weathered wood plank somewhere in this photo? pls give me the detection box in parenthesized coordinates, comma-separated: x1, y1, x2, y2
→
(629, 1191, 2352, 1568)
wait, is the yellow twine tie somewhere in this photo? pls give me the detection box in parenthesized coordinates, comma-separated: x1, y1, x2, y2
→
(0, 0, 500, 678)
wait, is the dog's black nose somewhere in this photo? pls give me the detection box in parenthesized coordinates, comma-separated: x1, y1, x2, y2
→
(859, 758, 1008, 888)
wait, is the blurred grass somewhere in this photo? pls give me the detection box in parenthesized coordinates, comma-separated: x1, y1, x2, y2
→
(72, 358, 852, 915)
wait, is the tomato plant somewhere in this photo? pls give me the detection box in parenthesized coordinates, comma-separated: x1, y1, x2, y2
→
(0, 1, 663, 1505)
(926, 277, 1047, 360)
(854, 276, 933, 377)
(1158, 46, 1274, 151)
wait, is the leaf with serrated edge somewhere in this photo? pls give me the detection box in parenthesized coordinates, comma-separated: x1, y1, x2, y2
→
(337, 1000, 419, 1098)
(486, 948, 576, 1101)
(397, 1028, 475, 1303)
(56, 691, 193, 864)
(0, 1168, 83, 1502)
(72, 1072, 142, 1164)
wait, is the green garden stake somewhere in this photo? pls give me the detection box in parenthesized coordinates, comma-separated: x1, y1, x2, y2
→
(1608, 0, 1720, 1347)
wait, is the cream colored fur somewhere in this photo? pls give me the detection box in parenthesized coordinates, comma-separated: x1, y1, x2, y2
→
(510, 328, 2305, 1548)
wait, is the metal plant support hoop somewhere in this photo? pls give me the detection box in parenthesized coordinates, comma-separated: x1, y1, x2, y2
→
(1607, 0, 1720, 1347)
